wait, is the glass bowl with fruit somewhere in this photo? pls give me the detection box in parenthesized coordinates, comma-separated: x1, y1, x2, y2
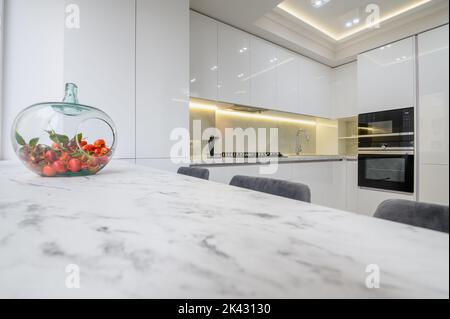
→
(11, 83, 117, 177)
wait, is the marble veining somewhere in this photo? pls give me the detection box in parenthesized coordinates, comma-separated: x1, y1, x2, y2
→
(0, 160, 448, 299)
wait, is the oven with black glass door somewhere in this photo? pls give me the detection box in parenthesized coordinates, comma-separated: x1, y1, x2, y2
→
(358, 150, 414, 193)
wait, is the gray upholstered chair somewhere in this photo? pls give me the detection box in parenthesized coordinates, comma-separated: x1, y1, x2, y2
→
(177, 167, 210, 180)
(374, 199, 449, 233)
(230, 175, 311, 203)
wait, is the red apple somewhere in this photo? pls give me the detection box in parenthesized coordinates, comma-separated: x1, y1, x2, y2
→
(67, 159, 82, 173)
(52, 160, 67, 174)
(42, 165, 56, 177)
(44, 150, 57, 163)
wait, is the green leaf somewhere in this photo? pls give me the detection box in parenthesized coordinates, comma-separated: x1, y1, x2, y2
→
(29, 138, 39, 148)
(47, 131, 70, 145)
(15, 131, 26, 146)
(76, 133, 83, 143)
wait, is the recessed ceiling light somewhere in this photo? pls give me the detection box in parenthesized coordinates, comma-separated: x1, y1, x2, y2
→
(345, 21, 353, 28)
(311, 0, 330, 8)
(353, 18, 360, 24)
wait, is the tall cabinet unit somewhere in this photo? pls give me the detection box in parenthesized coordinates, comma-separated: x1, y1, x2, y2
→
(64, 0, 136, 159)
(418, 25, 449, 205)
(218, 24, 251, 106)
(190, 11, 218, 101)
(298, 56, 332, 118)
(136, 0, 189, 160)
(358, 37, 416, 114)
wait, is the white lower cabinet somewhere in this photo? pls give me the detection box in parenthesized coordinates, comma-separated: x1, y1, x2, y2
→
(357, 188, 416, 217)
(204, 161, 347, 210)
(291, 161, 346, 209)
(345, 160, 359, 214)
(137, 159, 185, 173)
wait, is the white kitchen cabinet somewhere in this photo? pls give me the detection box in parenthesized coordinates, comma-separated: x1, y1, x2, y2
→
(206, 162, 293, 185)
(299, 56, 332, 118)
(64, 0, 136, 159)
(250, 37, 278, 109)
(190, 12, 218, 101)
(418, 25, 449, 205)
(277, 48, 299, 114)
(345, 160, 358, 213)
(332, 62, 358, 119)
(357, 188, 415, 217)
(137, 159, 185, 173)
(136, 0, 189, 159)
(218, 24, 251, 106)
(202, 160, 348, 210)
(418, 164, 449, 205)
(418, 25, 449, 166)
(358, 37, 416, 114)
(291, 161, 346, 209)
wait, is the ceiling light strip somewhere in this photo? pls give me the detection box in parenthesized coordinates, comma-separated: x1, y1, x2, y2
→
(277, 0, 433, 42)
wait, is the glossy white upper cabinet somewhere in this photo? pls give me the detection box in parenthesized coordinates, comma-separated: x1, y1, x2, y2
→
(190, 12, 218, 101)
(64, 0, 136, 159)
(332, 62, 357, 119)
(250, 37, 277, 108)
(136, 0, 189, 159)
(277, 48, 299, 114)
(358, 37, 416, 114)
(218, 24, 251, 106)
(299, 56, 332, 118)
(418, 25, 449, 166)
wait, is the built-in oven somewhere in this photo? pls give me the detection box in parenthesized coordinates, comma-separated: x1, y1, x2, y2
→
(358, 107, 415, 193)
(358, 150, 415, 193)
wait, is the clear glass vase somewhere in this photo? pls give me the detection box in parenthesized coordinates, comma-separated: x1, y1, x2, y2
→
(11, 83, 117, 177)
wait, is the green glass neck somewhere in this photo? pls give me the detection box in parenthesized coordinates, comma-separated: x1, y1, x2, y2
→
(63, 83, 79, 104)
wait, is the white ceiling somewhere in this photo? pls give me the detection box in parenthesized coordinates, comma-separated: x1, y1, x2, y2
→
(278, 0, 433, 41)
(190, 0, 449, 66)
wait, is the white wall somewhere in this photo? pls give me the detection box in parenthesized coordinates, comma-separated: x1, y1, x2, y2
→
(63, 0, 136, 159)
(1, 0, 189, 164)
(0, 0, 4, 159)
(1, 0, 65, 160)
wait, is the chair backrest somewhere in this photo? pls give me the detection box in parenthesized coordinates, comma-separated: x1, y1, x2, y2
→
(230, 175, 311, 203)
(374, 199, 449, 233)
(177, 167, 210, 180)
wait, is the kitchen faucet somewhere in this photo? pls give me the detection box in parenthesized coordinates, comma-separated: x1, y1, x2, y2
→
(295, 129, 310, 155)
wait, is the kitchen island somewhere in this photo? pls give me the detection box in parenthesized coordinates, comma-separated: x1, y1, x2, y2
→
(0, 160, 448, 298)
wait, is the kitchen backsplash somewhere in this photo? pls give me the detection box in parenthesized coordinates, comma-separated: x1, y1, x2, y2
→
(189, 98, 341, 158)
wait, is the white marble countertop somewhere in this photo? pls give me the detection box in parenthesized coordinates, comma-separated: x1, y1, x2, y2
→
(0, 160, 448, 299)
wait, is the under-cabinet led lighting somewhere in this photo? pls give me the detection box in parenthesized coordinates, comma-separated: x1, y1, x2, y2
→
(216, 109, 317, 126)
(190, 102, 218, 111)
